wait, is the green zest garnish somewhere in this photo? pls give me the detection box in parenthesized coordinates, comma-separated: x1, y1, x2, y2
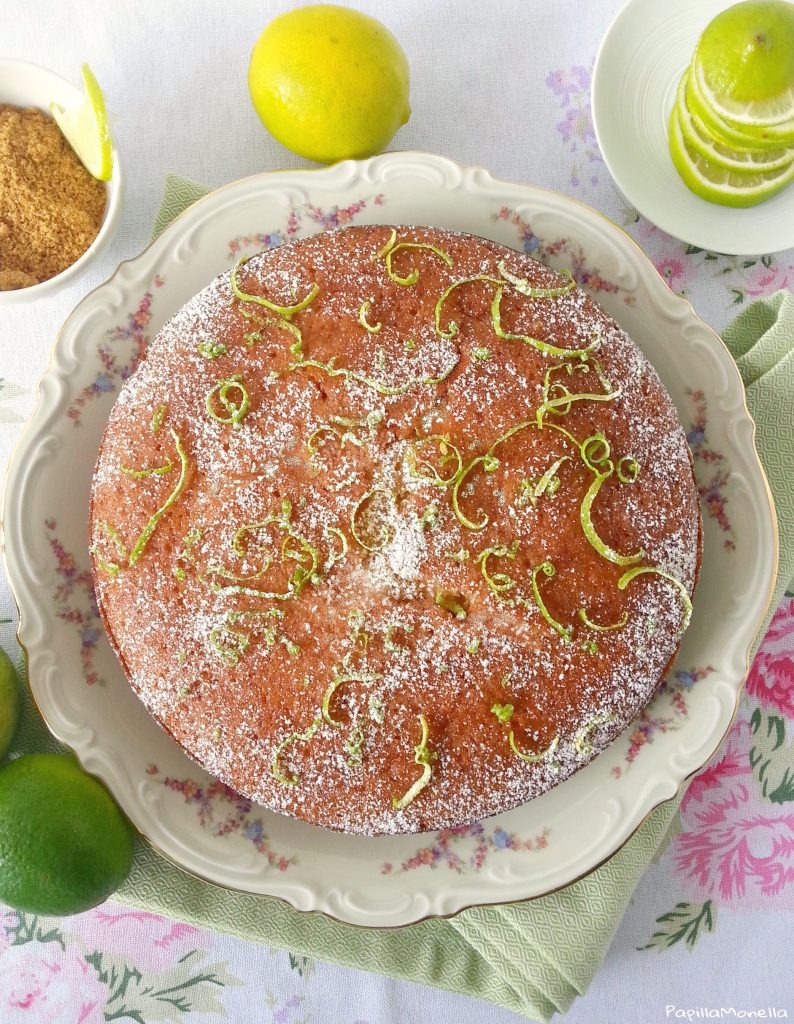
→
(617, 567, 693, 633)
(491, 702, 514, 724)
(129, 428, 190, 567)
(434, 590, 468, 620)
(151, 404, 167, 434)
(209, 624, 249, 666)
(573, 712, 616, 756)
(471, 347, 491, 361)
(271, 717, 322, 786)
(197, 339, 228, 359)
(491, 286, 597, 360)
(368, 693, 385, 724)
(392, 713, 436, 810)
(351, 488, 394, 552)
(434, 275, 501, 339)
(384, 623, 413, 653)
(535, 358, 618, 426)
(121, 457, 174, 479)
(307, 410, 383, 455)
(206, 500, 319, 601)
(174, 527, 202, 581)
(517, 455, 570, 507)
(344, 726, 366, 767)
(478, 542, 519, 603)
(231, 257, 319, 319)
(358, 300, 382, 334)
(496, 260, 576, 299)
(290, 350, 460, 398)
(466, 637, 481, 654)
(407, 435, 462, 488)
(322, 670, 382, 727)
(616, 455, 641, 483)
(445, 549, 470, 562)
(419, 502, 439, 529)
(578, 433, 645, 566)
(206, 374, 251, 428)
(530, 561, 572, 641)
(323, 525, 348, 570)
(509, 731, 560, 764)
(581, 639, 599, 654)
(92, 520, 127, 577)
(376, 232, 454, 286)
(578, 608, 628, 632)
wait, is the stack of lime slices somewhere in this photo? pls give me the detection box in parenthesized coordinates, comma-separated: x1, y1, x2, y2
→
(669, 0, 794, 207)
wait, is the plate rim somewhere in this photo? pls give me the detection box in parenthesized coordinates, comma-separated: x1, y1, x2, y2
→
(0, 151, 780, 927)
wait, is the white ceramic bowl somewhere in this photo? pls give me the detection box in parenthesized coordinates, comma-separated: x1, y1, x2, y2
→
(0, 58, 122, 304)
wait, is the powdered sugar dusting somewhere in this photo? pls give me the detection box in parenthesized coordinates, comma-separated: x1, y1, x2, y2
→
(90, 225, 702, 836)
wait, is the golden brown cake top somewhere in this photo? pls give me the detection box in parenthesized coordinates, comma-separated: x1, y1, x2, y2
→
(90, 225, 701, 835)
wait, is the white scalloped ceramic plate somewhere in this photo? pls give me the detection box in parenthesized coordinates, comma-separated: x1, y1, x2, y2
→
(592, 0, 794, 255)
(1, 153, 777, 927)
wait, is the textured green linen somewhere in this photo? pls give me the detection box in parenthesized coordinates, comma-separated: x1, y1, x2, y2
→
(10, 175, 792, 1022)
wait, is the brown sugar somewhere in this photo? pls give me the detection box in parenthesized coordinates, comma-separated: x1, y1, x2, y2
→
(0, 104, 106, 290)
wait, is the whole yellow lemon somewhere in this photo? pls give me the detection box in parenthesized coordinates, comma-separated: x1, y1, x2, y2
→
(248, 4, 411, 164)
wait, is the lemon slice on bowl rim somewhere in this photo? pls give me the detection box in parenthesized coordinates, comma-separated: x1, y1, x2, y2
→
(50, 63, 112, 181)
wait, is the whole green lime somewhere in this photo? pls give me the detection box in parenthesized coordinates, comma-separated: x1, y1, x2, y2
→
(0, 753, 134, 915)
(0, 649, 21, 761)
(248, 4, 411, 164)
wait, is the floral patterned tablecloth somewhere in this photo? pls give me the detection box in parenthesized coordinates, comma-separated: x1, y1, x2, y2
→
(1, 1, 792, 1020)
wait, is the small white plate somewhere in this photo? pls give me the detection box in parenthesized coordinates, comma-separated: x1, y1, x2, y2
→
(592, 0, 794, 256)
(1, 154, 777, 926)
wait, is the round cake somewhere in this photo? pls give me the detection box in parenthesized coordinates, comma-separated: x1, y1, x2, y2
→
(90, 224, 701, 836)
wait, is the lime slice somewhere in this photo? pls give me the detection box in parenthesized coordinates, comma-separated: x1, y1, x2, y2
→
(686, 64, 791, 151)
(668, 104, 794, 206)
(676, 72, 794, 173)
(693, 62, 794, 142)
(693, 0, 794, 127)
(50, 64, 113, 181)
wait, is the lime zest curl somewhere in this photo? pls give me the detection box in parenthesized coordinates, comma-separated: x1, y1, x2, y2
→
(573, 712, 616, 757)
(377, 236, 454, 287)
(129, 428, 190, 567)
(530, 561, 572, 641)
(322, 670, 383, 727)
(509, 731, 560, 765)
(358, 300, 382, 334)
(271, 717, 323, 786)
(434, 275, 501, 339)
(617, 567, 693, 633)
(617, 455, 641, 483)
(351, 488, 395, 552)
(578, 433, 645, 567)
(231, 257, 319, 319)
(517, 455, 571, 508)
(491, 286, 597, 360)
(92, 520, 127, 577)
(290, 350, 460, 398)
(151, 404, 167, 434)
(434, 590, 468, 620)
(209, 625, 249, 666)
(197, 339, 228, 359)
(536, 358, 619, 427)
(392, 714, 437, 811)
(407, 434, 463, 488)
(578, 608, 629, 632)
(491, 702, 514, 724)
(478, 542, 519, 603)
(496, 260, 576, 299)
(206, 374, 251, 428)
(206, 500, 319, 602)
(121, 458, 174, 479)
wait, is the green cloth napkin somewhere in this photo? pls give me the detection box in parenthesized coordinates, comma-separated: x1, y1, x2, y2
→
(9, 175, 794, 1023)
